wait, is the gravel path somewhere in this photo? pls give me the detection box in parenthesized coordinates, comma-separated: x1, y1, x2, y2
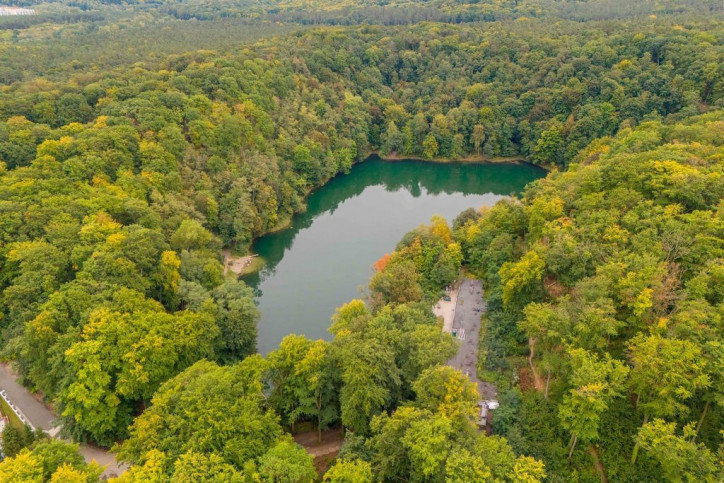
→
(446, 278, 497, 400)
(294, 427, 344, 457)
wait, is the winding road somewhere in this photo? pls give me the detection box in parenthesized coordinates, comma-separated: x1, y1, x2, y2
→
(0, 364, 126, 478)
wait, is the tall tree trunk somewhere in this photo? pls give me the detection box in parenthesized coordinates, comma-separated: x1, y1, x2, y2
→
(568, 434, 578, 460)
(589, 445, 608, 483)
(544, 369, 551, 399)
(290, 402, 296, 433)
(317, 394, 323, 443)
(631, 413, 649, 464)
(527, 337, 543, 391)
(693, 400, 710, 442)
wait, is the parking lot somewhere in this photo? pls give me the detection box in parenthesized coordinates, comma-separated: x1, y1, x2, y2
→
(446, 278, 497, 401)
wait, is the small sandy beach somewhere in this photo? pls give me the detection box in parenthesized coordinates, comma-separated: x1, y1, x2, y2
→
(433, 285, 458, 333)
(223, 250, 262, 276)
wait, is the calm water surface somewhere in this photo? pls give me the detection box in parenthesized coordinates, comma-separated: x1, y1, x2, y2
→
(244, 156, 545, 353)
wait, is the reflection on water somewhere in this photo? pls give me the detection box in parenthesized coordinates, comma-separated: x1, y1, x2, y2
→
(244, 156, 545, 353)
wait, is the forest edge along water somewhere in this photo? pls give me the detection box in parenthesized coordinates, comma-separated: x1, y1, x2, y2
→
(223, 153, 545, 273)
(240, 155, 545, 354)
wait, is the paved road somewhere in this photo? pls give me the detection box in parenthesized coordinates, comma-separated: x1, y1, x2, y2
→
(79, 444, 128, 478)
(0, 364, 57, 431)
(447, 279, 497, 401)
(0, 364, 127, 477)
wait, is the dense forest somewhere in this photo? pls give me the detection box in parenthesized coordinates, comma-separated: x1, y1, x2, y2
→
(2, 0, 724, 82)
(3, 0, 724, 26)
(0, 0, 723, 481)
(454, 111, 724, 481)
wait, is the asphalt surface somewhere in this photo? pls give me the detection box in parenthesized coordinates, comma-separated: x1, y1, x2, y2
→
(447, 279, 497, 401)
(0, 364, 57, 431)
(0, 363, 127, 477)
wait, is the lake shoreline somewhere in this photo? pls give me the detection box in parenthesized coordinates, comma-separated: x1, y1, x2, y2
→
(226, 153, 549, 275)
(242, 158, 545, 353)
(367, 151, 552, 171)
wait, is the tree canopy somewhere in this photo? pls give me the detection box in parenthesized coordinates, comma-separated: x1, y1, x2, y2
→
(455, 111, 724, 479)
(1, 0, 724, 480)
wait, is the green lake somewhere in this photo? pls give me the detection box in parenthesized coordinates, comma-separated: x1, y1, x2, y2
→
(243, 156, 545, 354)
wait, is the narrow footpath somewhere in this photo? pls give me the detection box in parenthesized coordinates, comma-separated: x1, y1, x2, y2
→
(294, 427, 344, 475)
(0, 364, 127, 478)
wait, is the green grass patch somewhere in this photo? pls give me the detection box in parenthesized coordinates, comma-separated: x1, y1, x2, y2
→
(239, 256, 266, 276)
(476, 312, 524, 393)
(0, 397, 26, 431)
